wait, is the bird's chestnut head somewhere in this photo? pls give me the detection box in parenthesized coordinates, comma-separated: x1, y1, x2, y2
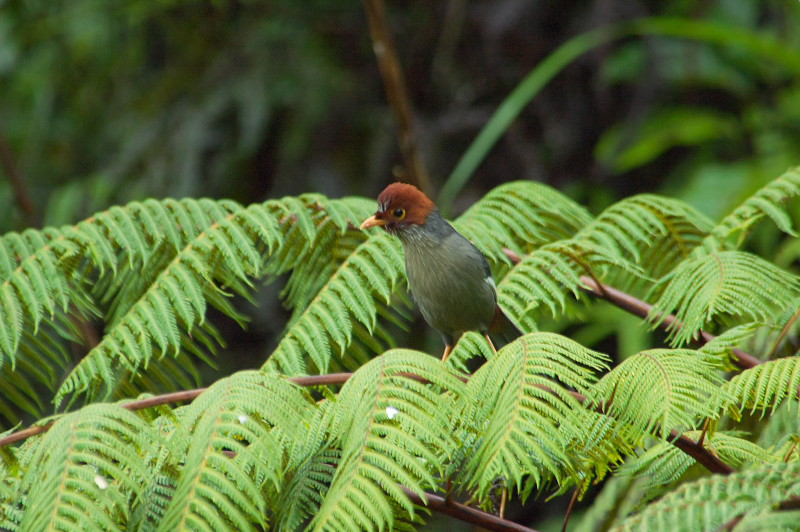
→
(360, 183, 435, 233)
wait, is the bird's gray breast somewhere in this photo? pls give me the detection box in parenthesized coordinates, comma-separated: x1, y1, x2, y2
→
(401, 227, 497, 339)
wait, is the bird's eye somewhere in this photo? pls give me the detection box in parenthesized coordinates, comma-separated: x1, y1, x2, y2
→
(393, 208, 406, 220)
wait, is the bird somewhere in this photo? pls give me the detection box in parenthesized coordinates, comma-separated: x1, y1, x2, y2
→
(360, 182, 522, 362)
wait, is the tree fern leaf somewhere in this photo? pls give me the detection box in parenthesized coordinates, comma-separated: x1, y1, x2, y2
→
(611, 462, 800, 532)
(620, 430, 776, 496)
(649, 251, 800, 346)
(312, 351, 465, 531)
(455, 181, 592, 261)
(576, 195, 712, 280)
(266, 233, 405, 374)
(56, 198, 304, 405)
(457, 333, 609, 502)
(18, 404, 155, 532)
(498, 239, 641, 329)
(276, 417, 340, 532)
(716, 357, 800, 420)
(161, 371, 312, 532)
(593, 349, 724, 438)
(710, 166, 800, 246)
(732, 508, 800, 532)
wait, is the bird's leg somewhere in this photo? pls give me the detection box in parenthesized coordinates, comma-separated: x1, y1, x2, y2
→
(441, 344, 453, 363)
(484, 333, 499, 355)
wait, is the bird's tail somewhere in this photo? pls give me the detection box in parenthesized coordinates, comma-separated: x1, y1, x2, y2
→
(488, 306, 523, 347)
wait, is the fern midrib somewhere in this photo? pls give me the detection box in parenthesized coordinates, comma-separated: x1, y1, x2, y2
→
(173, 379, 232, 531)
(315, 356, 399, 528)
(40, 423, 78, 531)
(475, 342, 529, 490)
(57, 210, 240, 402)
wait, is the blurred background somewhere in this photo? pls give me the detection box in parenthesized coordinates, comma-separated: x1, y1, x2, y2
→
(2, 0, 799, 229)
(2, 1, 800, 529)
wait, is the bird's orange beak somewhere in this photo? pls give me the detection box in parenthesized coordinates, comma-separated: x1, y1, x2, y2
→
(360, 215, 387, 230)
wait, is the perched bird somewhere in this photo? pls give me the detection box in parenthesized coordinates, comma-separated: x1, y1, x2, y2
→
(360, 182, 521, 362)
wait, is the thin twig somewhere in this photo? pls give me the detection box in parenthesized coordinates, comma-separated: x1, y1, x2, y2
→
(362, 0, 433, 195)
(400, 486, 539, 532)
(562, 486, 581, 532)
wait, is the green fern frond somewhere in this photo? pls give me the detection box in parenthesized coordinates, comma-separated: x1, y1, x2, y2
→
(611, 462, 800, 532)
(648, 250, 800, 346)
(55, 199, 299, 405)
(0, 228, 73, 365)
(731, 508, 800, 532)
(17, 404, 155, 532)
(278, 445, 340, 531)
(573, 475, 643, 532)
(498, 239, 643, 329)
(160, 371, 313, 531)
(757, 401, 800, 457)
(129, 473, 176, 532)
(265, 232, 406, 375)
(697, 323, 760, 365)
(710, 166, 800, 247)
(311, 350, 466, 532)
(280, 197, 375, 314)
(620, 431, 776, 494)
(593, 349, 724, 438)
(455, 180, 593, 261)
(575, 194, 712, 281)
(457, 333, 609, 503)
(716, 356, 800, 420)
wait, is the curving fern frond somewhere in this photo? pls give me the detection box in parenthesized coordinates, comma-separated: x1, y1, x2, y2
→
(620, 430, 776, 494)
(592, 349, 724, 438)
(697, 323, 761, 365)
(454, 180, 593, 261)
(709, 166, 800, 247)
(17, 404, 155, 532)
(274, 401, 341, 532)
(455, 333, 609, 503)
(573, 475, 643, 532)
(278, 197, 375, 315)
(757, 400, 800, 460)
(0, 227, 75, 365)
(498, 239, 643, 331)
(575, 194, 713, 282)
(311, 350, 466, 532)
(648, 250, 800, 346)
(159, 371, 313, 531)
(54, 201, 280, 406)
(715, 356, 800, 420)
(611, 462, 800, 532)
(731, 508, 800, 532)
(265, 231, 407, 375)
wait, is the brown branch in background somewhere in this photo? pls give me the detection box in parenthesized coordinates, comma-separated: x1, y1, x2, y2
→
(668, 428, 734, 474)
(362, 0, 433, 195)
(0, 129, 37, 227)
(500, 248, 761, 369)
(400, 486, 540, 532)
(577, 275, 762, 370)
